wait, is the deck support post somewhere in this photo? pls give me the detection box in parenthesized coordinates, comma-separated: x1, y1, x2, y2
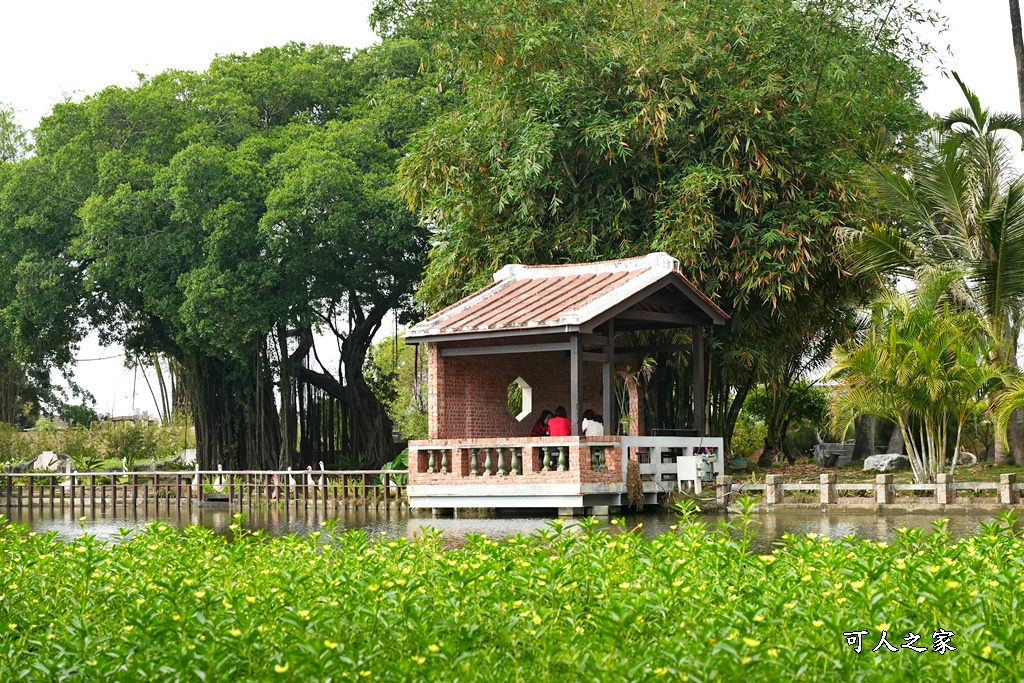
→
(692, 325, 705, 437)
(570, 333, 582, 435)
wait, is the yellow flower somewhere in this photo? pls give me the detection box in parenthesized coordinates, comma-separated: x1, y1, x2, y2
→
(767, 648, 779, 657)
(324, 640, 338, 649)
(877, 624, 890, 632)
(619, 582, 632, 589)
(752, 615, 764, 622)
(367, 584, 379, 592)
(193, 590, 206, 599)
(411, 656, 426, 665)
(297, 610, 310, 619)
(982, 646, 992, 659)
(532, 615, 542, 625)
(812, 620, 824, 628)
(653, 667, 667, 675)
(742, 638, 761, 648)
(428, 644, 440, 653)
(946, 581, 960, 589)
(850, 581, 865, 590)
(359, 671, 371, 677)
(246, 596, 256, 603)
(274, 663, 289, 674)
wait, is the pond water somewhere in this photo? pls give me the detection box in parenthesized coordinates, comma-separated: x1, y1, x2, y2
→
(1, 504, 1018, 551)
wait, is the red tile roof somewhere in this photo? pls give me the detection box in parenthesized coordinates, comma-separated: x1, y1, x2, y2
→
(407, 253, 727, 341)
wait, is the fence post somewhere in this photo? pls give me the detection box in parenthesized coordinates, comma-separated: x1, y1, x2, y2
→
(935, 473, 952, 505)
(875, 474, 894, 505)
(765, 474, 784, 506)
(999, 473, 1018, 505)
(820, 473, 837, 506)
(716, 475, 733, 509)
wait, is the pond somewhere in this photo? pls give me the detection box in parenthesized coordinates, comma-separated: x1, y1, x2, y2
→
(2, 504, 1019, 551)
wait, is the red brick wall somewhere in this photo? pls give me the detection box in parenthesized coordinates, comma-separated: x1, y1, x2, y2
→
(429, 342, 604, 440)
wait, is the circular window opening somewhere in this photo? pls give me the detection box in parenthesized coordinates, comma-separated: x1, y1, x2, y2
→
(507, 377, 532, 422)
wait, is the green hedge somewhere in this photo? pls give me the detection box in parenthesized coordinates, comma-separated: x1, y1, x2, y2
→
(0, 506, 1021, 681)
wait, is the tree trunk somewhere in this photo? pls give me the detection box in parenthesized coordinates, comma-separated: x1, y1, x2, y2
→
(1010, 0, 1024, 119)
(852, 415, 876, 460)
(886, 424, 904, 454)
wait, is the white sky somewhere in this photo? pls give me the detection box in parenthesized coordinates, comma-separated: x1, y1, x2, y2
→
(0, 0, 1018, 416)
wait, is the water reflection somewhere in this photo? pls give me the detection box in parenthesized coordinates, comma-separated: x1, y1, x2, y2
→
(0, 504, 1017, 550)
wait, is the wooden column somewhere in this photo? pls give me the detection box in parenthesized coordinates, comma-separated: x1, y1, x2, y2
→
(570, 332, 582, 435)
(692, 324, 705, 437)
(602, 320, 614, 432)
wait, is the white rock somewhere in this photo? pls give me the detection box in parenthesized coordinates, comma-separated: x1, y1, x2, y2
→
(32, 451, 72, 472)
(863, 453, 911, 472)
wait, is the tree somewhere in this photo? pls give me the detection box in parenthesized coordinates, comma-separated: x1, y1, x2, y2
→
(1010, 1, 1024, 119)
(828, 272, 1005, 483)
(846, 75, 1024, 464)
(381, 0, 939, 447)
(0, 40, 438, 468)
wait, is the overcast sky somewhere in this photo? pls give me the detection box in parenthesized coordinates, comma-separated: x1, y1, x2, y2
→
(0, 0, 1017, 417)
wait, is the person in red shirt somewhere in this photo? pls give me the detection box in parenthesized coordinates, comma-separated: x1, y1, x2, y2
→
(547, 406, 572, 436)
(531, 409, 553, 437)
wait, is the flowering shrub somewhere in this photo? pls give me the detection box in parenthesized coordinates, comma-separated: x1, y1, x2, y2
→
(0, 508, 1021, 681)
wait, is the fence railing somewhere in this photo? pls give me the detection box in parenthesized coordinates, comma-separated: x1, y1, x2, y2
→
(1, 469, 408, 513)
(718, 473, 1023, 507)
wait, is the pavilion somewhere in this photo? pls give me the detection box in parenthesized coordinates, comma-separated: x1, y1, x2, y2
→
(404, 252, 728, 514)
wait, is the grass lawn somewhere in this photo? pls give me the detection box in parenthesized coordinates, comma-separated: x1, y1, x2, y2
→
(1, 509, 1022, 681)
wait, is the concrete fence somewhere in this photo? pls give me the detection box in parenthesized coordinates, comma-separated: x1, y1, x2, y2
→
(718, 473, 1022, 508)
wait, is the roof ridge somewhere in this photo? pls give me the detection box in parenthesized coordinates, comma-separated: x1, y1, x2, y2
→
(492, 252, 678, 282)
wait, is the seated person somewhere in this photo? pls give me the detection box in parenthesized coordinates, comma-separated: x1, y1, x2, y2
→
(531, 409, 553, 437)
(547, 406, 572, 436)
(582, 410, 604, 436)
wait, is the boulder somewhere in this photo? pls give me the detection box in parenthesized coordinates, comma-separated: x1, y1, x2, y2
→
(31, 451, 73, 472)
(862, 453, 910, 472)
(956, 451, 978, 467)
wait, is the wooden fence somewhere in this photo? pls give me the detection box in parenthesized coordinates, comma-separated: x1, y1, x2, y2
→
(1, 469, 408, 514)
(716, 473, 1024, 508)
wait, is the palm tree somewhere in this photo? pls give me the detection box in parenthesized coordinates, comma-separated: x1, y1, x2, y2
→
(845, 75, 1024, 464)
(828, 272, 1005, 483)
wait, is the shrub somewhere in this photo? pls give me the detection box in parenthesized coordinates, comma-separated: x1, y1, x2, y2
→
(0, 512, 1021, 680)
(732, 414, 767, 457)
(103, 422, 159, 470)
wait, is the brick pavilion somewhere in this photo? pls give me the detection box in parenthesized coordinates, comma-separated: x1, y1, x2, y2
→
(404, 252, 728, 514)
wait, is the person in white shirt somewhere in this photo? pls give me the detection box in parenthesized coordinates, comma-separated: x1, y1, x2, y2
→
(582, 409, 604, 436)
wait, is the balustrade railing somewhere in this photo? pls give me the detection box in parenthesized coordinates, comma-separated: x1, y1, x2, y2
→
(0, 469, 407, 512)
(412, 438, 618, 482)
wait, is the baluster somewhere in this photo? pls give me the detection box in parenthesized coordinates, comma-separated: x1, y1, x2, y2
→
(590, 447, 597, 470)
(598, 447, 606, 470)
(441, 449, 449, 474)
(483, 448, 493, 476)
(497, 448, 507, 476)
(558, 446, 568, 472)
(542, 447, 551, 472)
(470, 449, 480, 476)
(426, 449, 436, 474)
(511, 448, 521, 475)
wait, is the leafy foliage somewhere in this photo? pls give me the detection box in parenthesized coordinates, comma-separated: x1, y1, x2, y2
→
(383, 0, 938, 444)
(1, 512, 1022, 680)
(828, 273, 1006, 483)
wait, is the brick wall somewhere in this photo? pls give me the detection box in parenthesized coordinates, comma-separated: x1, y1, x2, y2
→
(429, 341, 604, 440)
